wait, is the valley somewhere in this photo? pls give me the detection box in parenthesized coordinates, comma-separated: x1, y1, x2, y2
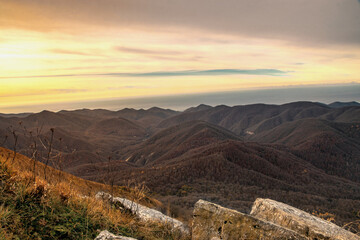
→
(1, 101, 359, 225)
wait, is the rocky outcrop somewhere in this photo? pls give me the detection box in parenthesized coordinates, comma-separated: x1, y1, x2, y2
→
(193, 199, 360, 240)
(95, 192, 358, 240)
(96, 192, 189, 236)
(94, 230, 137, 240)
(250, 198, 360, 240)
(192, 200, 307, 240)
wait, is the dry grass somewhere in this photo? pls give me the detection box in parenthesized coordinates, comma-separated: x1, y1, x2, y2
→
(0, 147, 159, 207)
(0, 147, 190, 240)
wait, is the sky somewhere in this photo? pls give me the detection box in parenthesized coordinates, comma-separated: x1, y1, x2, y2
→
(0, 0, 360, 113)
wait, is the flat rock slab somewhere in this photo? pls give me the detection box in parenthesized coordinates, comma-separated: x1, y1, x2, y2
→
(250, 198, 360, 240)
(192, 200, 307, 240)
(94, 230, 137, 240)
(96, 192, 189, 236)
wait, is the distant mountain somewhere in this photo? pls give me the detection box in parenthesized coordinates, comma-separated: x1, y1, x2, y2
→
(59, 108, 116, 119)
(328, 101, 360, 108)
(184, 104, 212, 113)
(116, 107, 179, 128)
(1, 101, 360, 224)
(0, 107, 179, 171)
(158, 101, 349, 135)
(125, 120, 241, 165)
(248, 118, 360, 181)
(59, 107, 179, 129)
(0, 112, 33, 118)
(321, 105, 360, 122)
(24, 110, 92, 130)
(87, 117, 146, 137)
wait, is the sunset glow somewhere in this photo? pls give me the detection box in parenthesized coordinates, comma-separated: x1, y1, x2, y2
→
(1, 0, 360, 112)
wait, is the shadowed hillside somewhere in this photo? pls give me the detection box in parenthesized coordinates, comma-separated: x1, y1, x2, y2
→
(86, 139, 360, 225)
(1, 102, 359, 226)
(248, 119, 360, 181)
(87, 117, 146, 137)
(124, 121, 241, 166)
(158, 102, 336, 134)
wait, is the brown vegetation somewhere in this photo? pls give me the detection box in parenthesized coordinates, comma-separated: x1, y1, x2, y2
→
(0, 101, 359, 227)
(0, 147, 191, 239)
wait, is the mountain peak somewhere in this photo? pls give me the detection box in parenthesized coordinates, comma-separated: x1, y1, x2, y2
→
(184, 104, 212, 113)
(328, 101, 360, 108)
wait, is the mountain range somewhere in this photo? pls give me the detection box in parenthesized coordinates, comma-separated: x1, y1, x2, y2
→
(0, 101, 359, 224)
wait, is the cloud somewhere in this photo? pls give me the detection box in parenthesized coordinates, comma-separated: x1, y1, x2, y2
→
(0, 74, 77, 79)
(115, 46, 181, 56)
(319, 53, 359, 63)
(115, 46, 203, 62)
(50, 49, 95, 56)
(53, 89, 88, 93)
(105, 69, 289, 77)
(1, 0, 360, 46)
(0, 69, 290, 79)
(107, 86, 146, 90)
(0, 88, 87, 98)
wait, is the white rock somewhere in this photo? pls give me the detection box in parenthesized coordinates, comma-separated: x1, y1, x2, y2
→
(192, 199, 307, 240)
(96, 192, 190, 236)
(94, 230, 137, 240)
(250, 198, 360, 240)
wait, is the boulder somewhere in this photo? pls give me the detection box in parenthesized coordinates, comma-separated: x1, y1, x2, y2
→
(192, 200, 307, 240)
(96, 192, 189, 236)
(250, 198, 360, 240)
(94, 230, 137, 240)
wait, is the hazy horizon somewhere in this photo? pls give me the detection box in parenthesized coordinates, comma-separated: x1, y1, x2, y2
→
(0, 83, 359, 114)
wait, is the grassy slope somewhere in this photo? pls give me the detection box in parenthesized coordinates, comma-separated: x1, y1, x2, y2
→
(0, 148, 188, 240)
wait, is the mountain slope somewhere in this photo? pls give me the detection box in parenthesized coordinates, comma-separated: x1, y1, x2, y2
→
(1, 101, 360, 226)
(116, 107, 179, 129)
(125, 121, 241, 166)
(247, 118, 360, 181)
(87, 139, 360, 224)
(87, 117, 146, 137)
(0, 147, 183, 240)
(158, 102, 338, 135)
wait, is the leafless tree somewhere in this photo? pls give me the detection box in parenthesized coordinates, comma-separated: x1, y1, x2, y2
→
(43, 128, 54, 180)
